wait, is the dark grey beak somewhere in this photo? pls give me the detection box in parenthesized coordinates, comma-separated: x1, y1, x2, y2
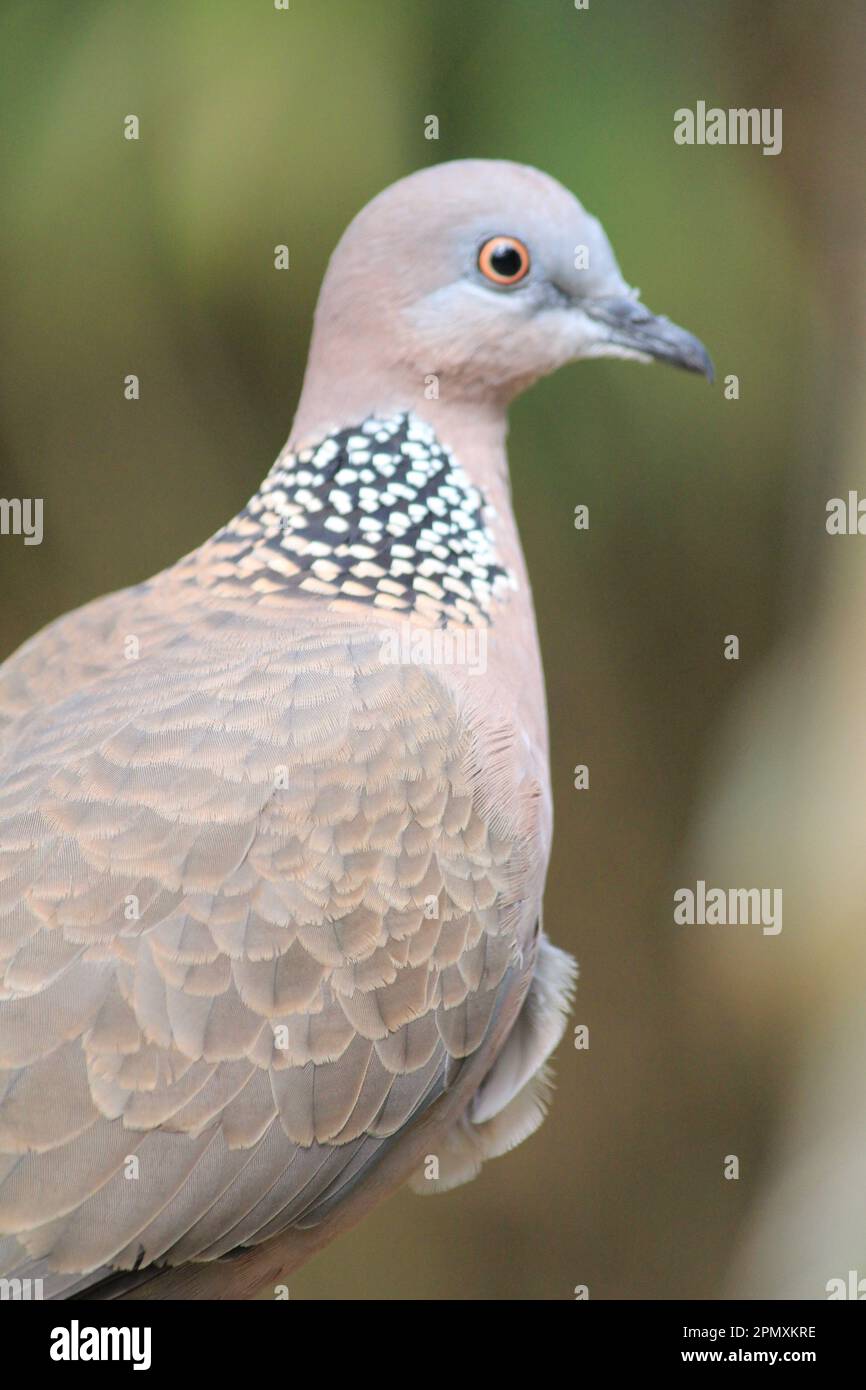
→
(581, 296, 714, 382)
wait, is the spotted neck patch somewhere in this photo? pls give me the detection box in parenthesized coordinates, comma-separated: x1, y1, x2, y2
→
(224, 413, 516, 625)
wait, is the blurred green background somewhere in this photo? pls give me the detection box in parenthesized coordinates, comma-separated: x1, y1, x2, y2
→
(2, 0, 865, 1298)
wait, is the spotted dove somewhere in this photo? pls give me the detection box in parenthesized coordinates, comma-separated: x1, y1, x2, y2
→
(0, 160, 711, 1298)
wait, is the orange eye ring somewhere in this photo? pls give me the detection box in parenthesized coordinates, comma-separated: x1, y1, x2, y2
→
(477, 236, 531, 286)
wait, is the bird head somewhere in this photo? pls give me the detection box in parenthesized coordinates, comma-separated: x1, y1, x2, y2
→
(299, 158, 712, 424)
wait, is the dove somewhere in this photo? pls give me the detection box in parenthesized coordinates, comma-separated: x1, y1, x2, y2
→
(0, 159, 711, 1299)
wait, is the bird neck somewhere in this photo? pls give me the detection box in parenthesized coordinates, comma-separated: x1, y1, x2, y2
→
(211, 408, 519, 629)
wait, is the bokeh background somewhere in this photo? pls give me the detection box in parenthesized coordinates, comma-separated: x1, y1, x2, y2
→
(2, 0, 865, 1299)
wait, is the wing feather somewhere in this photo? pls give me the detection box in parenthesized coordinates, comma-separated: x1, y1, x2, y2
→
(0, 595, 541, 1291)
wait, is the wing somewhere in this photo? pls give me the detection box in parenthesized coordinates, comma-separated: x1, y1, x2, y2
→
(0, 602, 543, 1295)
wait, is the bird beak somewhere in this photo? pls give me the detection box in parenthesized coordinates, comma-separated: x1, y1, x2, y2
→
(579, 296, 714, 382)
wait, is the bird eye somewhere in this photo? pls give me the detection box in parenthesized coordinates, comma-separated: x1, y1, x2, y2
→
(477, 236, 530, 287)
